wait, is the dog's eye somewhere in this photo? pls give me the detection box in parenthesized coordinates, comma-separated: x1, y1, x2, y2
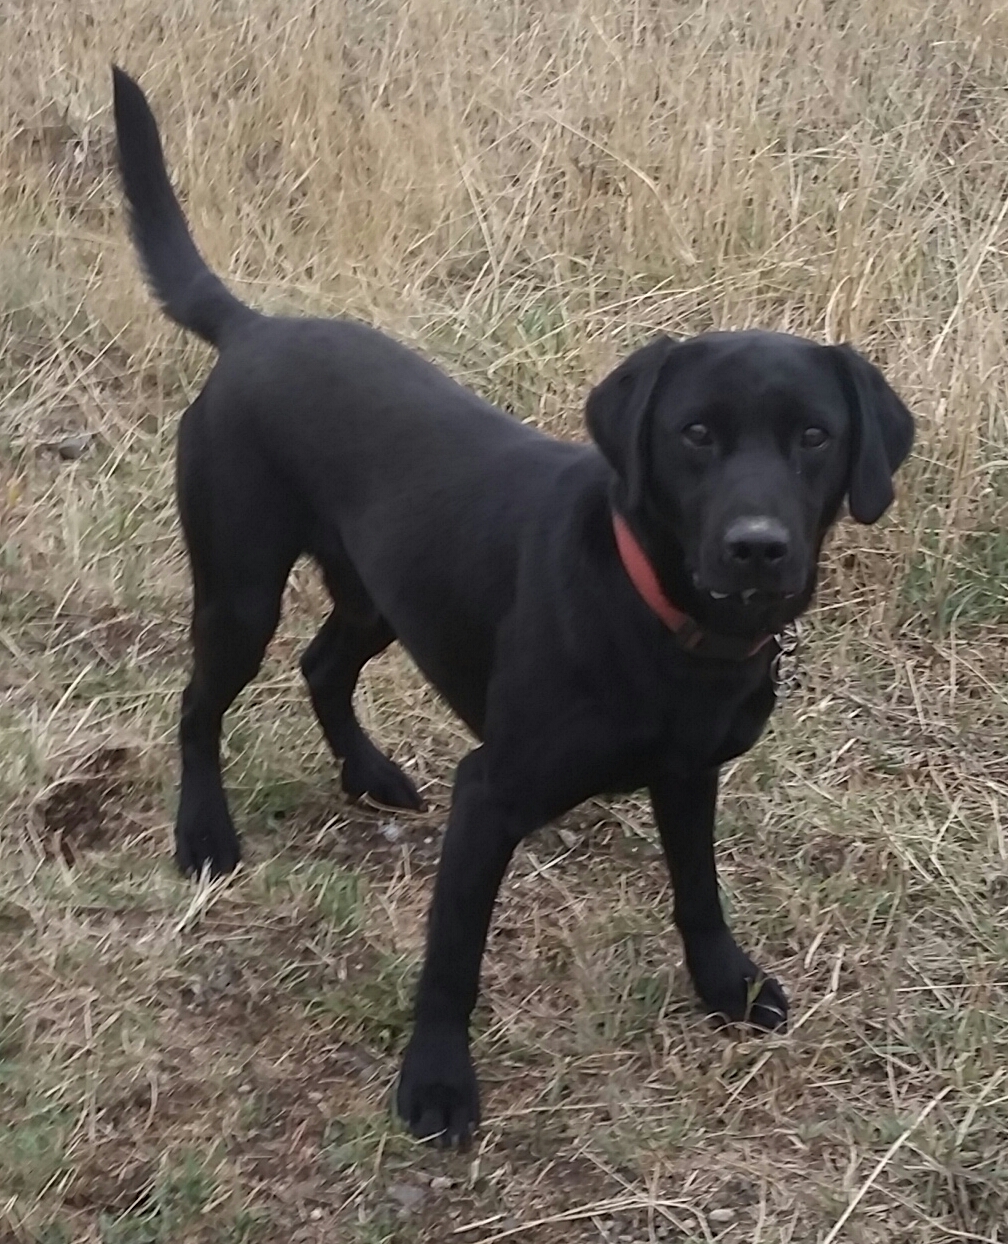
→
(800, 427, 829, 449)
(682, 423, 714, 448)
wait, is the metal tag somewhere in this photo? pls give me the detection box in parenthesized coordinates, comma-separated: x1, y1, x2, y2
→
(770, 620, 802, 699)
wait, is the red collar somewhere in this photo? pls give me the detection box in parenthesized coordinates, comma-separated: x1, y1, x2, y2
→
(611, 512, 773, 660)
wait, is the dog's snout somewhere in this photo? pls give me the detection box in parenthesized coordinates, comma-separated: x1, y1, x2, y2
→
(722, 516, 791, 569)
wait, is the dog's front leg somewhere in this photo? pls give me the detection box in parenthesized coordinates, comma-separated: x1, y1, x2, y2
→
(396, 746, 527, 1147)
(650, 767, 788, 1029)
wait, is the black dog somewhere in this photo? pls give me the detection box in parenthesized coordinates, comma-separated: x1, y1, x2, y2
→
(112, 67, 913, 1146)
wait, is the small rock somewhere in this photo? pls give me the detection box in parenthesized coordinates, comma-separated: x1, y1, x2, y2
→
(56, 434, 93, 460)
(709, 1207, 736, 1225)
(388, 1183, 425, 1213)
(380, 820, 404, 843)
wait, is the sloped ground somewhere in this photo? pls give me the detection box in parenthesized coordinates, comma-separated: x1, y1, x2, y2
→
(2, 2, 1007, 1241)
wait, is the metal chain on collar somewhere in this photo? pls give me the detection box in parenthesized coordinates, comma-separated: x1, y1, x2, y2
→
(770, 619, 802, 700)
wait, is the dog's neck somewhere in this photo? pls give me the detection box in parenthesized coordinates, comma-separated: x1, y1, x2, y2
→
(611, 512, 773, 661)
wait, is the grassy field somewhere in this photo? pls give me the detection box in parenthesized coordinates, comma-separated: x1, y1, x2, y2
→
(2, 0, 1008, 1240)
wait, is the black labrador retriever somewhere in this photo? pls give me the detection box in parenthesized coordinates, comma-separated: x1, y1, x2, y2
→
(112, 67, 914, 1146)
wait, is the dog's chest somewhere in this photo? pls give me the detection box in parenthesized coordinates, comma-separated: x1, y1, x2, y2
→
(660, 663, 775, 770)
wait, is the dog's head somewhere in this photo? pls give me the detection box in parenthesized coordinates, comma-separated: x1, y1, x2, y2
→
(586, 330, 914, 638)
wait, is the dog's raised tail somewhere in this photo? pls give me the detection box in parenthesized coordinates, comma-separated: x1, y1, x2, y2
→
(112, 66, 256, 349)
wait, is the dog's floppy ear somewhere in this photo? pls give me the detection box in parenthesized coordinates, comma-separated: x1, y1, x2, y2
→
(585, 334, 677, 508)
(831, 344, 915, 525)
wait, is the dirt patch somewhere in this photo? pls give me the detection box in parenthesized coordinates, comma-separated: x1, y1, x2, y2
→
(275, 797, 447, 879)
(49, 603, 185, 668)
(64, 1154, 158, 1214)
(33, 744, 146, 864)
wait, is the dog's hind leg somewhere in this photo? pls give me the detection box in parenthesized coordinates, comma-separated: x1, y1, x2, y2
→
(174, 564, 286, 875)
(301, 608, 426, 812)
(174, 401, 299, 877)
(176, 563, 290, 876)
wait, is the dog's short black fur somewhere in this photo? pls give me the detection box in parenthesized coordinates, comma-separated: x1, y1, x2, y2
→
(112, 67, 914, 1147)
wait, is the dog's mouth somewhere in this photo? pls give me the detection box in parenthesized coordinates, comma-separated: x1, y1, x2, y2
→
(690, 573, 799, 606)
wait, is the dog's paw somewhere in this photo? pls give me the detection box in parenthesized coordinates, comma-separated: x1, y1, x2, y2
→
(342, 739, 426, 812)
(395, 1022, 479, 1148)
(175, 783, 241, 878)
(685, 927, 788, 1030)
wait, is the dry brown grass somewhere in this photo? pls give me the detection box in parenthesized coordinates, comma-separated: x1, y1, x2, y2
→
(2, 0, 1008, 1240)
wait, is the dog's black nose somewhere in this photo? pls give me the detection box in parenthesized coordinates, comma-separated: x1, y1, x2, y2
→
(722, 516, 791, 569)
